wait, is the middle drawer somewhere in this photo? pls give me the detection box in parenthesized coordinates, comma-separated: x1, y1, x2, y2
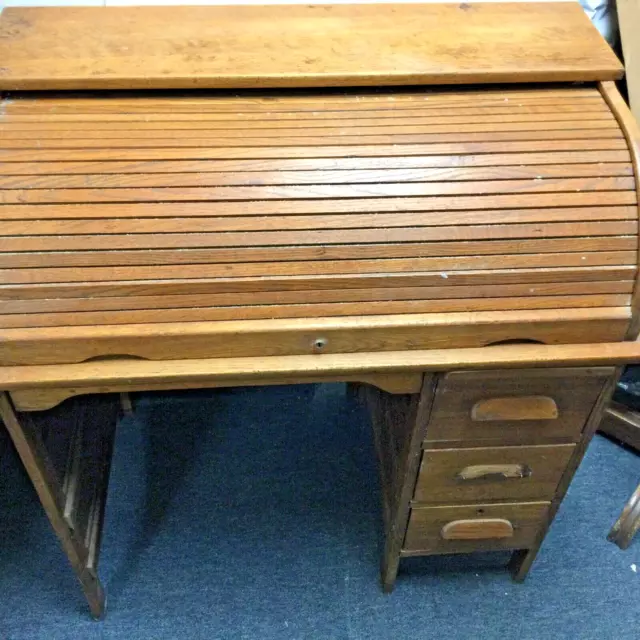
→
(414, 444, 575, 504)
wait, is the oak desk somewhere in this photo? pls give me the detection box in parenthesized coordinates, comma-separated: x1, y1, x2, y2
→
(0, 2, 639, 618)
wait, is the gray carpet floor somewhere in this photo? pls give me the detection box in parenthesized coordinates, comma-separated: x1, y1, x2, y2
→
(1, 383, 639, 640)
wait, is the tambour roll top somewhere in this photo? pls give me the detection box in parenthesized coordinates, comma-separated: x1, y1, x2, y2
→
(0, 3, 637, 366)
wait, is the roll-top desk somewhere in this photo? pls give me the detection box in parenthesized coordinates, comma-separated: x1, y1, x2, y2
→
(1, 2, 640, 618)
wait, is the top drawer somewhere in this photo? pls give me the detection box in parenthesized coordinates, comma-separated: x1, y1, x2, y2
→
(423, 367, 613, 447)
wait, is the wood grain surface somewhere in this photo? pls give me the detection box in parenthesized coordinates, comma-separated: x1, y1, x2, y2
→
(403, 501, 549, 554)
(0, 86, 637, 363)
(0, 4, 623, 91)
(0, 309, 631, 366)
(0, 342, 638, 394)
(422, 367, 613, 446)
(413, 444, 575, 503)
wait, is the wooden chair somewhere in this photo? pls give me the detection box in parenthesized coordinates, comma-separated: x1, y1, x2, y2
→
(608, 484, 640, 549)
(599, 402, 640, 549)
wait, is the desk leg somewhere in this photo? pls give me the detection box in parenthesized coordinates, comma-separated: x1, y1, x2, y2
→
(0, 392, 120, 618)
(360, 375, 435, 592)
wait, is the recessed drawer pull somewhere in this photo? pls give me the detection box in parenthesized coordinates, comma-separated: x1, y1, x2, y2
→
(455, 463, 532, 482)
(441, 519, 514, 541)
(471, 396, 559, 422)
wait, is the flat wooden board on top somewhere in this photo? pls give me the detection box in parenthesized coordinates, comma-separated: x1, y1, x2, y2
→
(0, 3, 623, 91)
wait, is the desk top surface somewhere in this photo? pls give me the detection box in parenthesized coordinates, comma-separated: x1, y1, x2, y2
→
(0, 3, 623, 91)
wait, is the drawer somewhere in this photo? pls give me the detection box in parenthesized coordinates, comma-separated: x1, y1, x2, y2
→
(413, 444, 575, 504)
(403, 502, 549, 554)
(423, 367, 613, 446)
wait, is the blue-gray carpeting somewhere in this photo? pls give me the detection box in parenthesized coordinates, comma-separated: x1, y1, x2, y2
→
(1, 384, 639, 640)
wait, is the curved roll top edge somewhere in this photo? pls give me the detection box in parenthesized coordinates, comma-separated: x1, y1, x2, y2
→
(599, 81, 640, 340)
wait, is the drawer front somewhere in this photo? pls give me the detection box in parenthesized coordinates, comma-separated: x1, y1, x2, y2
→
(423, 367, 613, 446)
(414, 444, 575, 504)
(404, 502, 549, 554)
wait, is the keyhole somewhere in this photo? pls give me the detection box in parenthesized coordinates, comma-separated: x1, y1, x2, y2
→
(313, 338, 327, 352)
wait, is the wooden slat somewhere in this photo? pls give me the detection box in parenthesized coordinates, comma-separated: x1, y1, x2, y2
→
(2, 222, 637, 254)
(0, 99, 617, 115)
(0, 151, 631, 176)
(3, 267, 634, 301)
(0, 94, 612, 115)
(0, 177, 634, 205)
(0, 113, 617, 136)
(0, 89, 607, 112)
(2, 199, 636, 224)
(0, 104, 612, 124)
(0, 139, 630, 163)
(0, 251, 635, 285)
(1, 86, 603, 100)
(3, 281, 632, 315)
(0, 237, 634, 269)
(0, 120, 619, 143)
(2, 87, 603, 100)
(0, 106, 614, 130)
(2, 208, 636, 236)
(0, 295, 631, 328)
(0, 129, 624, 152)
(0, 164, 632, 190)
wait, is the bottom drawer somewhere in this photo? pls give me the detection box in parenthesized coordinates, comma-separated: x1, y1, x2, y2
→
(403, 502, 549, 554)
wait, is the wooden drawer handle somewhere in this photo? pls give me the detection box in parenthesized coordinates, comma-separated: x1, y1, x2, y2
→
(441, 518, 514, 540)
(471, 396, 558, 422)
(456, 463, 532, 482)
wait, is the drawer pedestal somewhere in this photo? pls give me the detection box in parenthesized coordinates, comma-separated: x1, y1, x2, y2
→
(363, 366, 619, 590)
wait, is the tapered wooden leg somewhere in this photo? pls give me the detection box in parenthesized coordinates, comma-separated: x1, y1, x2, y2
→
(608, 484, 640, 550)
(381, 542, 402, 593)
(508, 548, 535, 582)
(77, 567, 106, 619)
(0, 392, 119, 618)
(362, 375, 436, 593)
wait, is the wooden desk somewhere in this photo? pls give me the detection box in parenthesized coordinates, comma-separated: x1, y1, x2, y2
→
(0, 2, 638, 619)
